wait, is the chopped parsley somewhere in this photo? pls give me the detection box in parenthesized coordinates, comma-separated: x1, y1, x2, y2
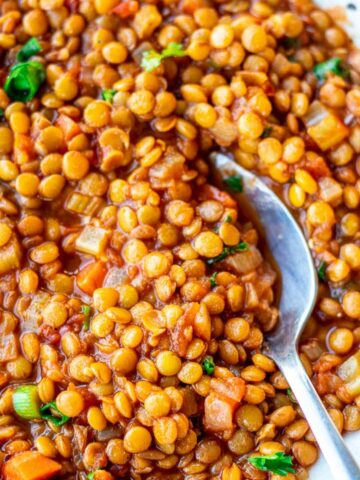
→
(207, 241, 249, 265)
(317, 261, 327, 281)
(17, 37, 42, 62)
(225, 215, 233, 223)
(86, 473, 96, 480)
(202, 356, 215, 375)
(4, 60, 46, 102)
(81, 304, 91, 331)
(101, 89, 117, 103)
(141, 42, 186, 72)
(248, 452, 296, 476)
(209, 272, 218, 288)
(313, 57, 349, 81)
(40, 401, 70, 427)
(223, 176, 243, 193)
(287, 389, 298, 404)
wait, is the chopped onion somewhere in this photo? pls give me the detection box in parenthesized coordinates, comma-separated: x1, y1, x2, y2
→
(337, 351, 360, 397)
(303, 101, 328, 127)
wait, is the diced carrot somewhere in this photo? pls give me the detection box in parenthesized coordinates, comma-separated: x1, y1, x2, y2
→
(307, 113, 349, 151)
(3, 451, 62, 480)
(203, 393, 234, 432)
(315, 372, 342, 396)
(210, 377, 246, 404)
(56, 114, 81, 142)
(13, 133, 33, 164)
(198, 185, 237, 208)
(111, 0, 139, 17)
(304, 154, 330, 180)
(76, 260, 107, 296)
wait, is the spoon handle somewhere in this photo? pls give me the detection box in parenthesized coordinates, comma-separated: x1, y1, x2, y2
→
(280, 354, 360, 480)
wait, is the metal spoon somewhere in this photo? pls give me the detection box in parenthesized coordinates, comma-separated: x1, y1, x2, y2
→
(210, 152, 360, 480)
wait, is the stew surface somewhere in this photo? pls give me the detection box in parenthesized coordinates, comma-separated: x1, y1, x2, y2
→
(0, 0, 359, 479)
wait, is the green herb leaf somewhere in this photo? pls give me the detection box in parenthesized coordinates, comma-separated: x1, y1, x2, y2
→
(17, 37, 42, 62)
(313, 57, 349, 81)
(13, 385, 41, 420)
(0, 108, 4, 117)
(225, 215, 233, 223)
(86, 473, 96, 480)
(4, 61, 46, 102)
(261, 127, 273, 138)
(223, 176, 243, 193)
(209, 272, 218, 288)
(141, 42, 186, 72)
(40, 401, 70, 427)
(287, 389, 298, 404)
(101, 89, 117, 103)
(81, 304, 91, 331)
(202, 356, 215, 375)
(317, 261, 327, 281)
(248, 452, 296, 476)
(207, 241, 248, 265)
(162, 42, 186, 58)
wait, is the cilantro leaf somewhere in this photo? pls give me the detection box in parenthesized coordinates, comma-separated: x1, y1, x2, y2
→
(223, 176, 243, 193)
(202, 356, 215, 375)
(141, 42, 186, 72)
(4, 61, 46, 102)
(17, 37, 42, 62)
(287, 388, 298, 404)
(248, 452, 296, 476)
(317, 261, 327, 281)
(162, 42, 185, 58)
(101, 89, 117, 103)
(207, 241, 248, 265)
(40, 401, 70, 427)
(209, 272, 218, 288)
(313, 57, 349, 81)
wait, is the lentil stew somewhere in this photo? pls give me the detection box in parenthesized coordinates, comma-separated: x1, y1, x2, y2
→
(0, 0, 358, 479)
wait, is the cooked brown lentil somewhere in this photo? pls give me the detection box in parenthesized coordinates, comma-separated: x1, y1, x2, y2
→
(0, 0, 358, 479)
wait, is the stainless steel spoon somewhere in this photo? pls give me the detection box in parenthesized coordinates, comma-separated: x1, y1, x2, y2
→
(210, 152, 360, 480)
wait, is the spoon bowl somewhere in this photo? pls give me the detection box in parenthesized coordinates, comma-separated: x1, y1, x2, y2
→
(210, 152, 360, 480)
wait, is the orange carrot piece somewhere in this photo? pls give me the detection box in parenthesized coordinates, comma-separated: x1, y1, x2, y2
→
(3, 451, 62, 480)
(56, 114, 81, 142)
(13, 133, 34, 164)
(112, 0, 139, 17)
(76, 260, 107, 295)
